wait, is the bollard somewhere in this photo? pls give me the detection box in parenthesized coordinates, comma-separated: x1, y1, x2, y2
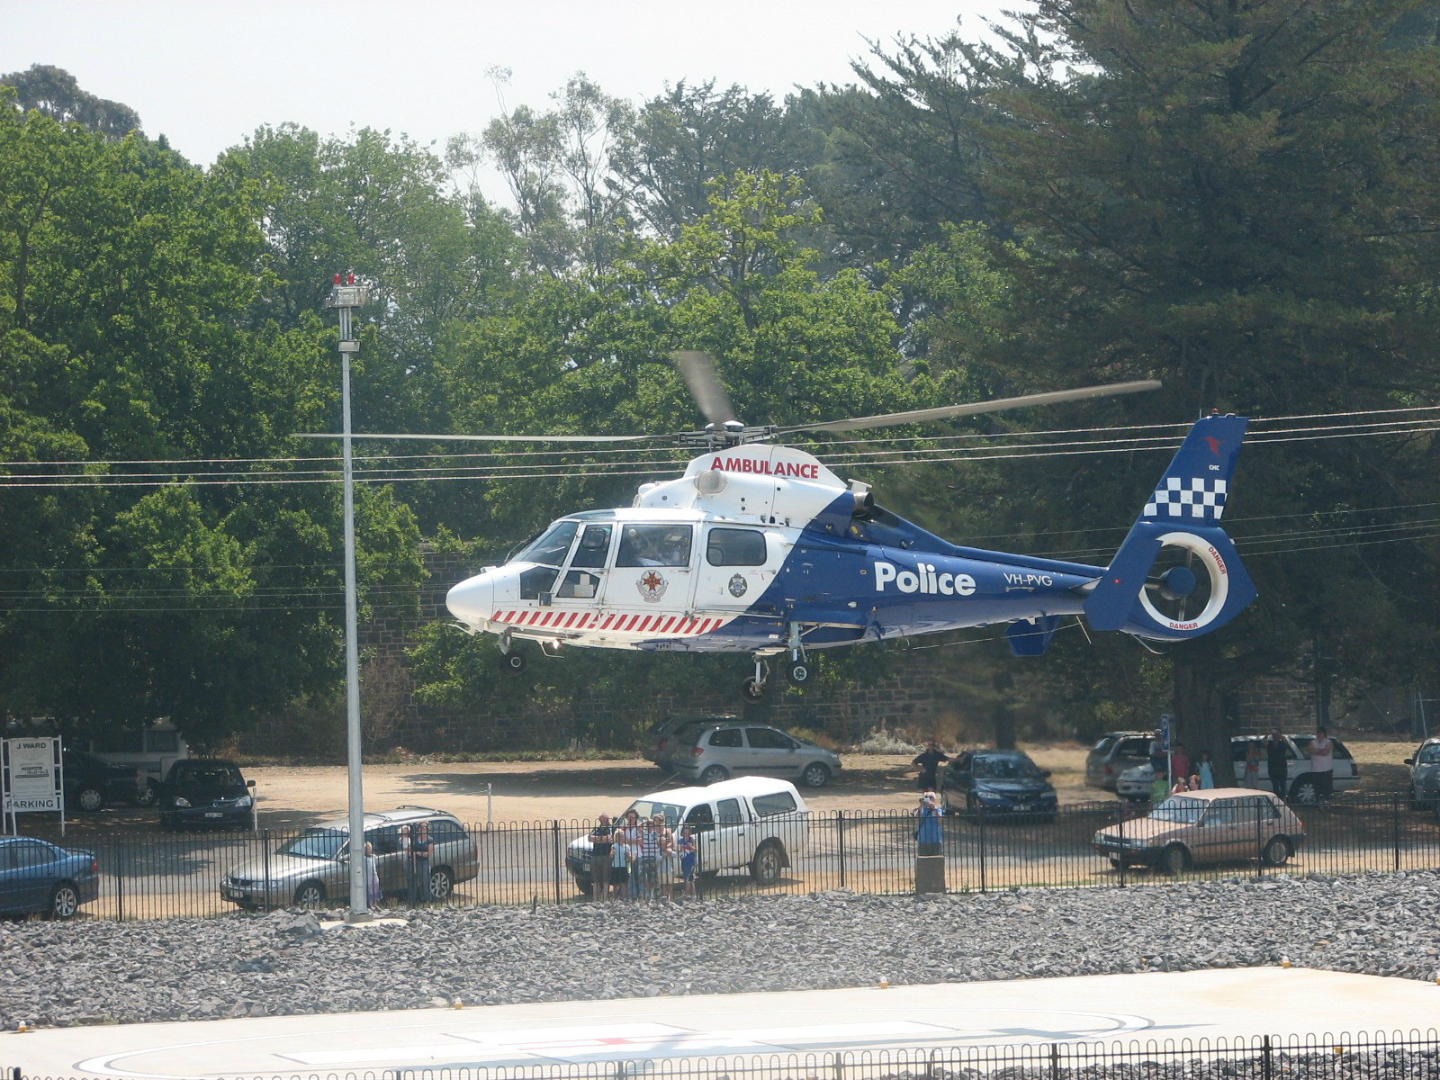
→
(915, 842, 945, 895)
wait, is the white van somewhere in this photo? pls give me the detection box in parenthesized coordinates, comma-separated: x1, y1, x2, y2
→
(82, 722, 190, 804)
(565, 776, 810, 894)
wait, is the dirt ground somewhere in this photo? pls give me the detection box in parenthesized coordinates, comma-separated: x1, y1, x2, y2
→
(237, 737, 1416, 830)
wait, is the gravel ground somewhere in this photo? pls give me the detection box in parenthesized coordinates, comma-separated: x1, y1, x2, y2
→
(6, 870, 1440, 1032)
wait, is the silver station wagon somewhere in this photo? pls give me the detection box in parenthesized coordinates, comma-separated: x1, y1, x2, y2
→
(671, 721, 842, 788)
(220, 806, 478, 909)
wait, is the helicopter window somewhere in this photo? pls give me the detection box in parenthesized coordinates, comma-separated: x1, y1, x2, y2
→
(569, 524, 612, 569)
(512, 520, 579, 567)
(616, 524, 692, 568)
(706, 527, 767, 567)
(519, 566, 559, 600)
(557, 570, 599, 599)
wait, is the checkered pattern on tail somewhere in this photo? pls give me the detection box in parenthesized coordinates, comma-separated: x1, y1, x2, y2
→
(1142, 477, 1227, 521)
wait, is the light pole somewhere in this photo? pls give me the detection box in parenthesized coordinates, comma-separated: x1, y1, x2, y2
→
(325, 273, 371, 922)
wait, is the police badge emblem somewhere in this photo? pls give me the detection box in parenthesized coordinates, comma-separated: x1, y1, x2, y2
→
(728, 573, 748, 598)
(637, 571, 668, 603)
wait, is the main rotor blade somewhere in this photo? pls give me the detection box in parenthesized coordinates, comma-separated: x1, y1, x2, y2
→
(293, 432, 655, 443)
(777, 380, 1163, 435)
(673, 350, 737, 427)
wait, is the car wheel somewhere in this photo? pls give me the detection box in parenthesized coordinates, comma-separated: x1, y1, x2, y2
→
(574, 877, 594, 897)
(428, 867, 454, 903)
(77, 786, 105, 813)
(1289, 779, 1319, 806)
(801, 762, 830, 788)
(1109, 857, 1125, 870)
(1262, 836, 1291, 867)
(293, 881, 326, 909)
(48, 882, 81, 920)
(1158, 844, 1188, 876)
(750, 841, 785, 886)
(132, 782, 158, 808)
(700, 765, 729, 785)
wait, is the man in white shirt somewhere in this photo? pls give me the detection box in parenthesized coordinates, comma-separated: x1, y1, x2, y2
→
(1309, 727, 1335, 801)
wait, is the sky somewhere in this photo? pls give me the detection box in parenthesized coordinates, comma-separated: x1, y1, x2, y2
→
(2, 1, 1016, 200)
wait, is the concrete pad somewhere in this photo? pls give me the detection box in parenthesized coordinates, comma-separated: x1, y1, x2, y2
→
(3, 967, 1435, 1080)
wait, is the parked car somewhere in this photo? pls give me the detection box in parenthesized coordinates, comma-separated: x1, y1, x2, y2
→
(941, 749, 1059, 820)
(157, 759, 255, 830)
(82, 721, 190, 805)
(1405, 737, 1440, 810)
(0, 836, 99, 919)
(220, 807, 478, 910)
(1092, 788, 1305, 875)
(63, 747, 146, 812)
(565, 776, 810, 893)
(1084, 731, 1155, 792)
(671, 721, 841, 788)
(1115, 734, 1359, 804)
(640, 715, 735, 771)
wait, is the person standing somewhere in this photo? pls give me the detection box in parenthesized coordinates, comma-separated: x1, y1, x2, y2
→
(677, 826, 698, 899)
(398, 825, 413, 902)
(911, 740, 950, 793)
(636, 816, 661, 900)
(914, 791, 944, 855)
(364, 841, 382, 909)
(1309, 727, 1336, 802)
(588, 813, 615, 902)
(1243, 742, 1262, 789)
(408, 821, 432, 906)
(1169, 743, 1192, 786)
(1266, 729, 1289, 799)
(1195, 750, 1215, 790)
(654, 813, 677, 901)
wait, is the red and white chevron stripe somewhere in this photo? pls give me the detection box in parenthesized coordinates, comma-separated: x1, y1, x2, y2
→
(489, 610, 726, 636)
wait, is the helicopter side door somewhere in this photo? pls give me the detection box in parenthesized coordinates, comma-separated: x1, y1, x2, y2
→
(692, 526, 782, 616)
(551, 523, 614, 613)
(603, 523, 697, 626)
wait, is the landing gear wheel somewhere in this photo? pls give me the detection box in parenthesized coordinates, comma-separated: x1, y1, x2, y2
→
(502, 650, 527, 673)
(741, 658, 770, 701)
(788, 660, 813, 686)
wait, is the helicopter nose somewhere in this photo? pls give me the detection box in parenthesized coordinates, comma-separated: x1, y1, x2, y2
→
(446, 573, 494, 629)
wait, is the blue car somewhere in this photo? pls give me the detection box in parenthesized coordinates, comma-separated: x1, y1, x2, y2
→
(941, 750, 1059, 821)
(0, 837, 100, 919)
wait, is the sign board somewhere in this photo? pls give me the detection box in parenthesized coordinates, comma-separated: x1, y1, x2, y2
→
(1160, 715, 1172, 753)
(3, 738, 63, 826)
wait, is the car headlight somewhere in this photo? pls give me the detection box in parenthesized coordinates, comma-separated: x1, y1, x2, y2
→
(977, 790, 1008, 803)
(235, 796, 253, 810)
(173, 796, 191, 808)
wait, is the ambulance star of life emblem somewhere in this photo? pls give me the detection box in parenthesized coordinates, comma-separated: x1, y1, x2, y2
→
(728, 573, 748, 598)
(637, 571, 668, 603)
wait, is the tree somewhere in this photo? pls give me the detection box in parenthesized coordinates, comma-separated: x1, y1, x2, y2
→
(1, 65, 140, 139)
(953, 0, 1440, 774)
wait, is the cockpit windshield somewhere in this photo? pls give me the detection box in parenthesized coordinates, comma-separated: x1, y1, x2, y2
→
(510, 521, 578, 567)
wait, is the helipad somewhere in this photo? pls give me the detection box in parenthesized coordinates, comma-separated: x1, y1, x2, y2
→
(5, 967, 1436, 1080)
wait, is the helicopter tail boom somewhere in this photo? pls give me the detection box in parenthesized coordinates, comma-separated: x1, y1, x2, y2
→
(1083, 414, 1256, 640)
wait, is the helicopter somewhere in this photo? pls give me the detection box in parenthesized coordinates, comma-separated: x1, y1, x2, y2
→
(429, 354, 1258, 700)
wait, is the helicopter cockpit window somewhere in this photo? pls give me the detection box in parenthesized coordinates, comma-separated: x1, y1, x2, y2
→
(519, 566, 558, 600)
(706, 528, 767, 567)
(512, 521, 579, 567)
(569, 525, 612, 568)
(616, 525, 692, 568)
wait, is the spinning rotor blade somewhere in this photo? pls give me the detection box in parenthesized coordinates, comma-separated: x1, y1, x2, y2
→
(293, 432, 654, 443)
(777, 380, 1162, 435)
(673, 351, 737, 427)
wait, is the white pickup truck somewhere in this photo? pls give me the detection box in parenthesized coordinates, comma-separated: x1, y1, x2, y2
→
(565, 775, 809, 894)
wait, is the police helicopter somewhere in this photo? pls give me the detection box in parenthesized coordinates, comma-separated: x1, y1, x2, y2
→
(405, 353, 1255, 700)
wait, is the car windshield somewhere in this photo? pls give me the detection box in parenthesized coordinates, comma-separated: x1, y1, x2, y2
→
(1148, 797, 1206, 824)
(278, 828, 347, 860)
(510, 520, 578, 567)
(184, 764, 244, 786)
(624, 800, 684, 827)
(1418, 744, 1440, 765)
(973, 755, 1041, 780)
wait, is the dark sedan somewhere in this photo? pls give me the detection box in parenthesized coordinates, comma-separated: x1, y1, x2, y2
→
(63, 747, 145, 812)
(0, 837, 100, 919)
(941, 749, 1059, 821)
(157, 759, 255, 830)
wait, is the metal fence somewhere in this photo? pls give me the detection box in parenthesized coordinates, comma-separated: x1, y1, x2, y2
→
(31, 792, 1440, 921)
(7, 1029, 1440, 1080)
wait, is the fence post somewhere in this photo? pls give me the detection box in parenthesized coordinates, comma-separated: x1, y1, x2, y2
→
(1262, 1034, 1272, 1080)
(977, 804, 987, 894)
(262, 829, 272, 914)
(1116, 812, 1126, 888)
(837, 810, 846, 891)
(1256, 804, 1264, 879)
(552, 820, 563, 906)
(1049, 1041, 1061, 1080)
(113, 838, 123, 923)
(1393, 794, 1401, 873)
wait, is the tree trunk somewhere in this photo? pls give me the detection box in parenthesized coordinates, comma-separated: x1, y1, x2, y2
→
(1173, 650, 1235, 786)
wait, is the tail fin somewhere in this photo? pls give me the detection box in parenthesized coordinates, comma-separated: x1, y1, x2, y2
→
(1083, 414, 1257, 639)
